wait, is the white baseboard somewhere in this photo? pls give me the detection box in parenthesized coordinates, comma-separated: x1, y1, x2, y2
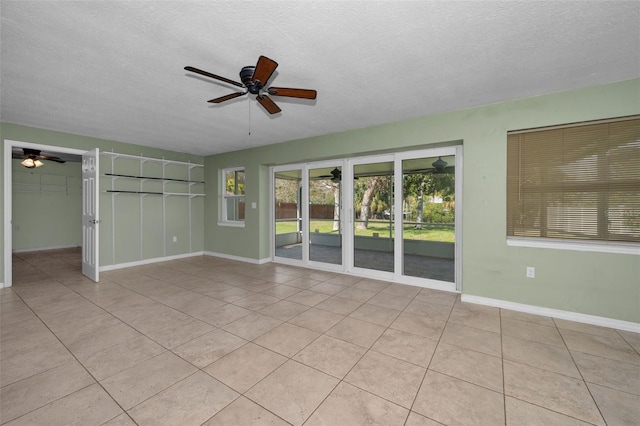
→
(204, 251, 271, 265)
(13, 244, 80, 253)
(461, 294, 640, 333)
(99, 251, 205, 272)
(0, 282, 5, 289)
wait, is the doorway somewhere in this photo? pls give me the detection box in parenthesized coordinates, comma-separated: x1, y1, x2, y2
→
(3, 140, 97, 287)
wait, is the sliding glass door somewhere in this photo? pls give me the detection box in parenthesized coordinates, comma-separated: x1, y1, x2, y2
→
(308, 163, 343, 267)
(271, 146, 461, 291)
(273, 168, 303, 262)
(401, 154, 456, 283)
(351, 157, 395, 276)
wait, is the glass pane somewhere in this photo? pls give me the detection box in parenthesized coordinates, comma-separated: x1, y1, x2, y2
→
(274, 169, 302, 260)
(235, 171, 245, 195)
(225, 170, 245, 196)
(353, 162, 394, 272)
(402, 156, 455, 282)
(309, 166, 342, 265)
(225, 197, 244, 221)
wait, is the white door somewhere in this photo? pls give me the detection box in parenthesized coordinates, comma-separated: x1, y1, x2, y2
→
(82, 148, 99, 282)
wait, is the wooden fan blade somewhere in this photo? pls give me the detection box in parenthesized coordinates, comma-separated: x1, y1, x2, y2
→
(41, 156, 65, 163)
(208, 92, 247, 104)
(268, 87, 317, 99)
(256, 95, 281, 114)
(252, 56, 278, 86)
(184, 66, 244, 88)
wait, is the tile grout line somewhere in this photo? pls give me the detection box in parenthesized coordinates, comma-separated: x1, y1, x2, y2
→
(555, 317, 609, 426)
(500, 309, 507, 426)
(404, 292, 457, 425)
(3, 275, 136, 424)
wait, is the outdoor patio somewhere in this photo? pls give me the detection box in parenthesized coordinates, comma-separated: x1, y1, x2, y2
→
(275, 243, 455, 282)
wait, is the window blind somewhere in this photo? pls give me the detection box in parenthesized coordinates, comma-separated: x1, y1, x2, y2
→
(507, 116, 640, 244)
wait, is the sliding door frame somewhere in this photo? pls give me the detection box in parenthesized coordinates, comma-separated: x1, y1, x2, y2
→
(347, 153, 396, 281)
(307, 159, 347, 273)
(270, 145, 463, 292)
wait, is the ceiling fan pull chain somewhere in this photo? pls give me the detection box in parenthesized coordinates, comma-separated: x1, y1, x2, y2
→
(248, 96, 251, 136)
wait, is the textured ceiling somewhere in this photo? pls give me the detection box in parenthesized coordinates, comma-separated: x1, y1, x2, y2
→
(1, 1, 639, 156)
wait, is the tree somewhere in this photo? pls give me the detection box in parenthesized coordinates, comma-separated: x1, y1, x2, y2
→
(332, 183, 340, 231)
(356, 176, 389, 229)
(311, 179, 341, 231)
(403, 172, 454, 227)
(275, 178, 299, 203)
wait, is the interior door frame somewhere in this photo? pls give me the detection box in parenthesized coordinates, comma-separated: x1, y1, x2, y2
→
(3, 140, 88, 288)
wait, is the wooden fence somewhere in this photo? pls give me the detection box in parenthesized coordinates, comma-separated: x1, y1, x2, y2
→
(276, 203, 334, 219)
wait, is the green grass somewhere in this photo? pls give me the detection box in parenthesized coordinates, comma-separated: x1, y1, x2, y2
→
(276, 220, 454, 242)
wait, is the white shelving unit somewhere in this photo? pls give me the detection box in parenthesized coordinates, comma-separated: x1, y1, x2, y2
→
(101, 151, 205, 197)
(100, 151, 205, 265)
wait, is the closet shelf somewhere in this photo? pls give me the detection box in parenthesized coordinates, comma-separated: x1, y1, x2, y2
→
(104, 190, 163, 195)
(101, 151, 204, 168)
(103, 173, 204, 184)
(103, 190, 204, 197)
(163, 192, 205, 197)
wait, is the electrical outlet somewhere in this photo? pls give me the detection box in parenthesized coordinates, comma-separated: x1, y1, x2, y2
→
(526, 266, 535, 278)
(172, 236, 177, 243)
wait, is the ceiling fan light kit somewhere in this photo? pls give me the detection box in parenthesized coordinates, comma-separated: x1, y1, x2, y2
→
(185, 55, 317, 115)
(21, 158, 44, 168)
(14, 148, 66, 169)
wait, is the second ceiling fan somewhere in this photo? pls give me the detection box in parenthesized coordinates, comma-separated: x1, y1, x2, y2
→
(185, 55, 317, 114)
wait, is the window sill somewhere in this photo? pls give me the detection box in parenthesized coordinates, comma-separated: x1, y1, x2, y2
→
(218, 221, 245, 228)
(507, 237, 639, 255)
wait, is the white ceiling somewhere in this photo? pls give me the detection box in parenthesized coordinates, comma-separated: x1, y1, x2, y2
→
(1, 1, 639, 157)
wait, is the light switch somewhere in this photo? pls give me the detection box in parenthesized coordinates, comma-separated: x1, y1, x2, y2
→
(251, 202, 257, 209)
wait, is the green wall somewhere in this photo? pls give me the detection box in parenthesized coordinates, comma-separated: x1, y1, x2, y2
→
(2, 80, 637, 323)
(204, 78, 640, 322)
(1, 124, 205, 281)
(11, 159, 82, 251)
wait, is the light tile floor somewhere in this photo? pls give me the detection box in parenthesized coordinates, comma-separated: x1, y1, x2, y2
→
(1, 248, 639, 425)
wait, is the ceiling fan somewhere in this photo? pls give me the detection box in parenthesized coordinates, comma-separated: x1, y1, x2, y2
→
(428, 157, 454, 177)
(412, 157, 455, 178)
(317, 167, 359, 182)
(318, 167, 343, 182)
(184, 55, 317, 115)
(13, 148, 65, 168)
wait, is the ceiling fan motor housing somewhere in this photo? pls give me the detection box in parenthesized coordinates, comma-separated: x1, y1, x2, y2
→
(240, 66, 261, 94)
(432, 157, 448, 170)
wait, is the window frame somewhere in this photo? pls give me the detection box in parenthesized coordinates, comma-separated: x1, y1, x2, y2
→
(506, 116, 640, 255)
(219, 166, 246, 227)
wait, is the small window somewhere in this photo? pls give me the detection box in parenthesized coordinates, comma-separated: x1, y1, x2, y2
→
(221, 167, 245, 225)
(507, 116, 640, 249)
